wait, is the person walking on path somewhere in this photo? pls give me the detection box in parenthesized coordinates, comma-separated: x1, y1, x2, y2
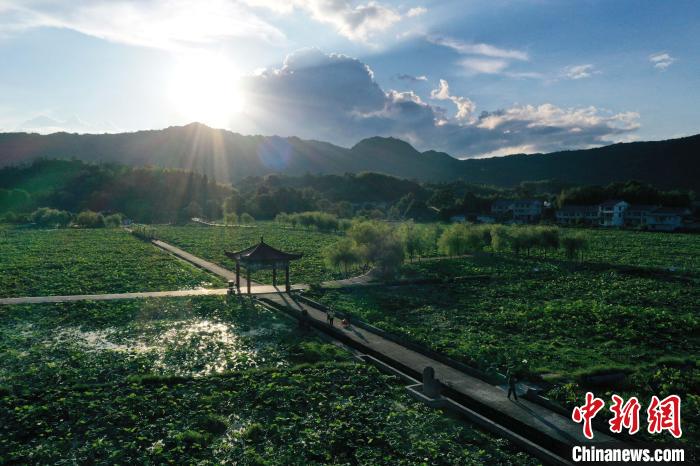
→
(506, 369, 518, 401)
(327, 309, 335, 327)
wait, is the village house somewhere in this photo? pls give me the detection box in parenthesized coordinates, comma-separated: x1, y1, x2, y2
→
(490, 199, 543, 223)
(599, 200, 630, 227)
(555, 205, 599, 225)
(644, 207, 691, 231)
(624, 204, 658, 227)
(491, 200, 514, 216)
(512, 199, 544, 222)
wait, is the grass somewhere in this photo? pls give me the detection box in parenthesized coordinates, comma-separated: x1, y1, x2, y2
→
(0, 226, 224, 297)
(154, 223, 345, 285)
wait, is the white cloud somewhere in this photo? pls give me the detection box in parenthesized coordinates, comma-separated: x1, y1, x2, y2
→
(460, 58, 509, 75)
(246, 0, 402, 42)
(407, 7, 427, 17)
(649, 52, 675, 70)
(240, 49, 640, 157)
(430, 79, 475, 121)
(0, 0, 285, 50)
(426, 34, 538, 78)
(563, 64, 598, 79)
(427, 35, 528, 61)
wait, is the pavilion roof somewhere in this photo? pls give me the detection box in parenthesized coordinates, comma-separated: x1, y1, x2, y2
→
(225, 238, 302, 263)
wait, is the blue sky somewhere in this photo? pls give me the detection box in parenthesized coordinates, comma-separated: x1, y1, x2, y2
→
(0, 0, 698, 157)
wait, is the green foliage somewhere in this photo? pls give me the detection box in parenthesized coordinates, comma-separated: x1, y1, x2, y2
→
(131, 224, 158, 241)
(558, 180, 691, 208)
(347, 220, 404, 277)
(0, 227, 221, 297)
(30, 207, 72, 228)
(104, 213, 124, 228)
(309, 230, 700, 449)
(224, 212, 239, 225)
(0, 159, 233, 224)
(323, 238, 362, 277)
(75, 210, 106, 228)
(0, 295, 536, 464)
(561, 234, 588, 261)
(437, 224, 489, 256)
(155, 223, 342, 284)
(277, 211, 341, 232)
(240, 212, 255, 224)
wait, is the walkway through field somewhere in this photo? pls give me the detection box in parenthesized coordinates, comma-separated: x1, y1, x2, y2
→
(260, 291, 615, 456)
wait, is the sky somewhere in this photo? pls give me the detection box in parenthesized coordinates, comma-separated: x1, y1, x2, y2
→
(0, 0, 698, 158)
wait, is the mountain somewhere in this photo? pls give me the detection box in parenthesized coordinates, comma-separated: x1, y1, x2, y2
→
(1, 123, 698, 191)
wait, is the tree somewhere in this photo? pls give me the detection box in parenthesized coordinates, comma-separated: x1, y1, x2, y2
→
(240, 212, 255, 224)
(562, 235, 588, 262)
(490, 225, 511, 252)
(30, 207, 71, 228)
(538, 227, 560, 258)
(224, 212, 239, 225)
(104, 213, 124, 228)
(323, 238, 361, 277)
(375, 234, 405, 278)
(75, 210, 106, 228)
(348, 220, 392, 266)
(437, 224, 469, 256)
(397, 221, 421, 261)
(183, 201, 203, 220)
(428, 187, 456, 210)
(205, 199, 222, 220)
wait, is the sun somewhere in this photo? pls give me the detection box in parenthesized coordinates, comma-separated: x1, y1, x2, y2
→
(169, 53, 245, 128)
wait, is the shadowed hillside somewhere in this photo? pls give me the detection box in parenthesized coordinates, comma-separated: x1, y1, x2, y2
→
(1, 123, 698, 190)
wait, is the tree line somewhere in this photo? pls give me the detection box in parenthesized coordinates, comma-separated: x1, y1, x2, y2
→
(323, 221, 590, 279)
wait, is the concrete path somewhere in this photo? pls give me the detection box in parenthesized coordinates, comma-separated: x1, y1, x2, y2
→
(261, 292, 615, 450)
(151, 239, 242, 282)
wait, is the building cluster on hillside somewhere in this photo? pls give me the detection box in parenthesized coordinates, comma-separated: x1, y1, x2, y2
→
(451, 199, 693, 231)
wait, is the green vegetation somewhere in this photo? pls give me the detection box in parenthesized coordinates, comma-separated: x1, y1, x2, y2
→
(0, 227, 223, 297)
(0, 296, 536, 464)
(155, 223, 344, 284)
(0, 159, 232, 224)
(309, 229, 700, 448)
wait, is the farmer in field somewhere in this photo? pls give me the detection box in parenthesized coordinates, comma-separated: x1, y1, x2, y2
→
(506, 369, 518, 401)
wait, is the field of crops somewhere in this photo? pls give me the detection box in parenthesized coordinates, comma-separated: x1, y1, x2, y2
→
(0, 296, 535, 464)
(309, 230, 700, 449)
(155, 223, 344, 285)
(554, 228, 700, 273)
(0, 226, 223, 297)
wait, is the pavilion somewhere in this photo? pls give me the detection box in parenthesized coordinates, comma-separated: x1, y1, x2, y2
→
(225, 238, 302, 294)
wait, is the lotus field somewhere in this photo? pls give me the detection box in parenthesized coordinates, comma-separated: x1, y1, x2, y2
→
(0, 296, 535, 464)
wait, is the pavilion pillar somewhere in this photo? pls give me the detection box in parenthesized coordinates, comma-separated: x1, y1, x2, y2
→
(272, 264, 277, 287)
(247, 267, 251, 295)
(285, 263, 290, 292)
(235, 261, 240, 292)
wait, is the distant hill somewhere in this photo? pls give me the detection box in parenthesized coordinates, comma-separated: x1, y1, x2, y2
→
(1, 123, 698, 190)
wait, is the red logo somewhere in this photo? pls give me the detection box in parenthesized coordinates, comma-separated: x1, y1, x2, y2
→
(609, 394, 641, 435)
(647, 395, 682, 438)
(572, 392, 605, 439)
(571, 393, 682, 439)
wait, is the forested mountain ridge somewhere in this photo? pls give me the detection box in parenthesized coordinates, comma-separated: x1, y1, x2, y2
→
(1, 123, 698, 191)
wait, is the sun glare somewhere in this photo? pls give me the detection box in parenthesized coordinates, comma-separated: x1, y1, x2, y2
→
(169, 54, 245, 128)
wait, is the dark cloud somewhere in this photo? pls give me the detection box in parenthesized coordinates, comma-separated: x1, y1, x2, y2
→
(241, 49, 639, 157)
